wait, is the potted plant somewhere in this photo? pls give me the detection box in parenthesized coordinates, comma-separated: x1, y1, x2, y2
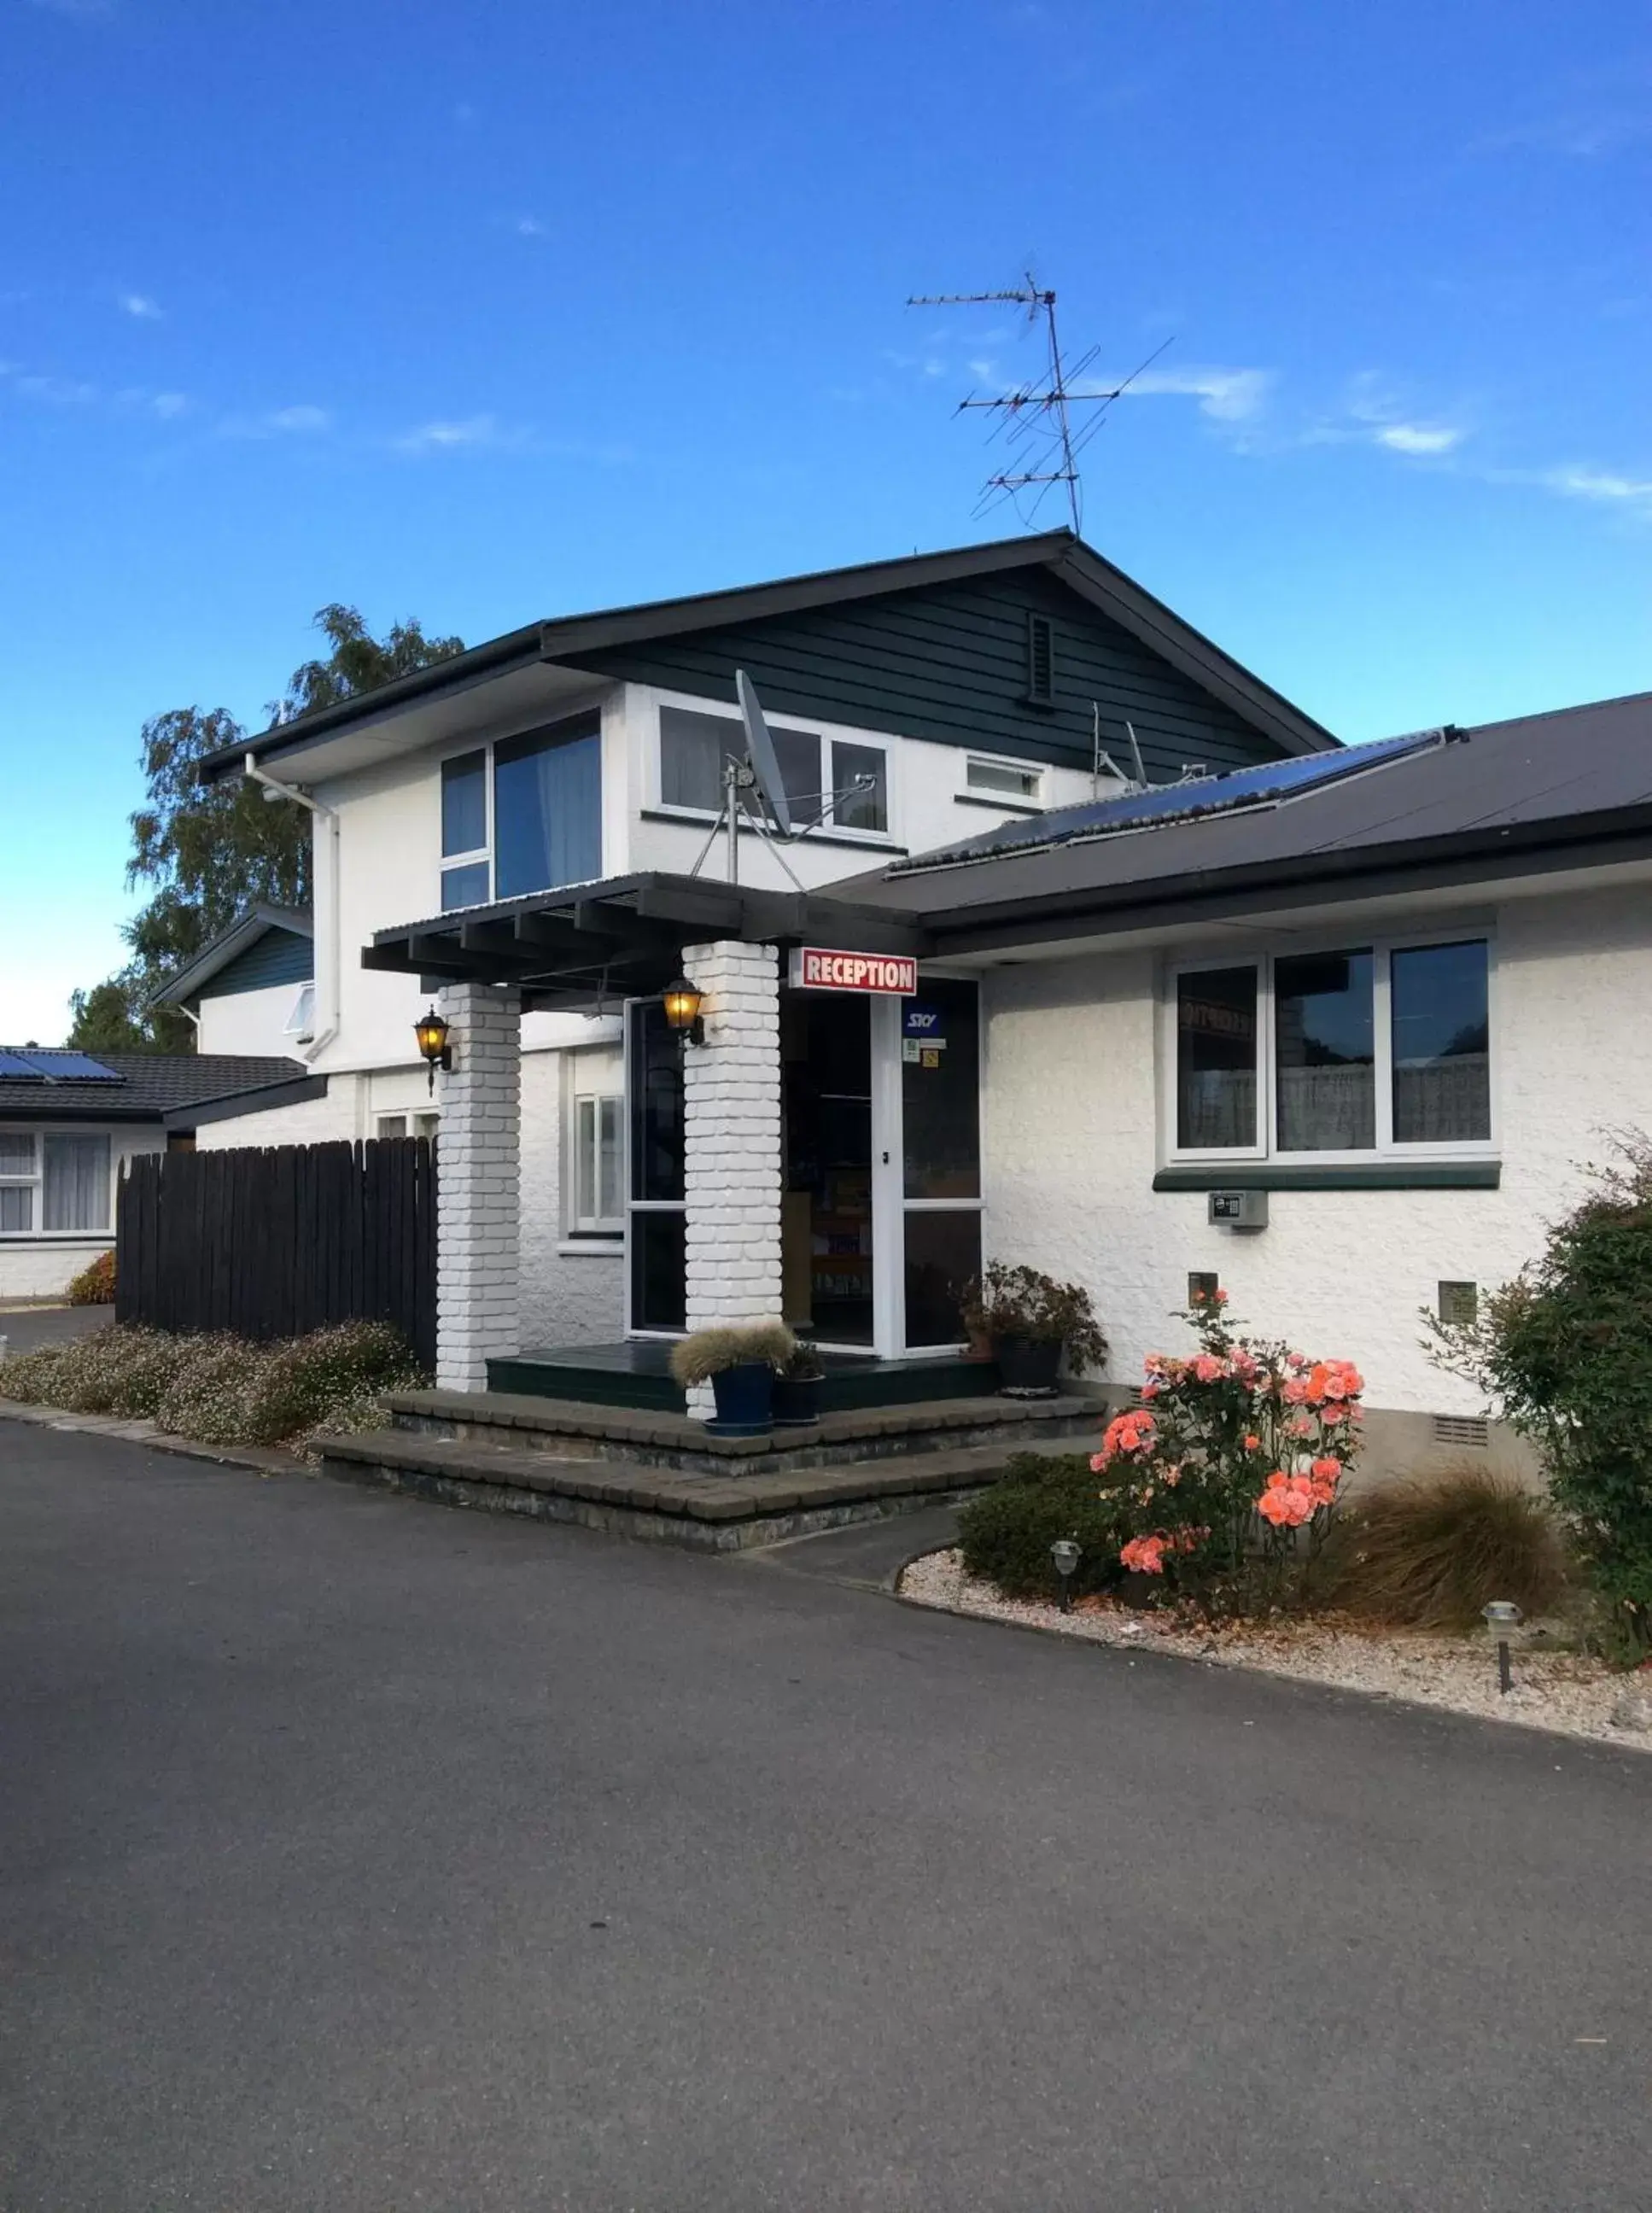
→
(960, 1262, 1107, 1397)
(958, 1287, 994, 1364)
(668, 1320, 796, 1435)
(772, 1341, 826, 1426)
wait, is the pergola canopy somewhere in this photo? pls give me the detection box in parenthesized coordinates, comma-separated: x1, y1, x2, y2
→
(362, 872, 931, 1013)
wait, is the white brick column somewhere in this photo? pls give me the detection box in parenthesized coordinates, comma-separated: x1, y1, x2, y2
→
(435, 981, 522, 1393)
(681, 939, 783, 1417)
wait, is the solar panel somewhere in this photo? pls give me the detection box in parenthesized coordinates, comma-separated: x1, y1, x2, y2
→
(894, 727, 1447, 873)
(26, 1050, 121, 1080)
(0, 1049, 122, 1081)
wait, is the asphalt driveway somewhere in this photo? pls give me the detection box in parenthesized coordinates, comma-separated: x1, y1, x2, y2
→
(1, 1426, 1646, 2213)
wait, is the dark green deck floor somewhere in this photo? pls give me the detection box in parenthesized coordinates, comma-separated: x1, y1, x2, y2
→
(487, 1341, 1001, 1413)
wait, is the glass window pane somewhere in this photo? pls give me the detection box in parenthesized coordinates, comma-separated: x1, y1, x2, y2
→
(43, 1133, 110, 1232)
(833, 741, 887, 833)
(967, 758, 1039, 798)
(575, 1097, 597, 1222)
(441, 861, 491, 911)
(441, 750, 487, 856)
(1392, 941, 1490, 1143)
(903, 1209, 981, 1349)
(628, 1002, 684, 1202)
(494, 721, 602, 896)
(0, 1185, 33, 1231)
(631, 1211, 686, 1333)
(902, 979, 979, 1200)
(1275, 949, 1375, 1151)
(1176, 969, 1257, 1148)
(598, 1097, 623, 1221)
(377, 1115, 407, 1139)
(771, 728, 821, 817)
(0, 1133, 34, 1177)
(659, 706, 732, 811)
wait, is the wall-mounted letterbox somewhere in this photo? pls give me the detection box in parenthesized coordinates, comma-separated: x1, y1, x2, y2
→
(1208, 1188, 1269, 1232)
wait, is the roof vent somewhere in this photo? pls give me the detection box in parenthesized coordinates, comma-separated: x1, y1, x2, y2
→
(1025, 613, 1055, 705)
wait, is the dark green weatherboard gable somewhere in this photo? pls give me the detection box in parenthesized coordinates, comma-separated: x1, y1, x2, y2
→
(568, 567, 1295, 785)
(197, 924, 312, 1001)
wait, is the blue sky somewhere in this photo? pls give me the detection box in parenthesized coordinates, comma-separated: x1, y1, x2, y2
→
(3, 0, 1649, 1043)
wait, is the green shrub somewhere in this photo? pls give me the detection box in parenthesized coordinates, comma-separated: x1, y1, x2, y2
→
(957, 1453, 1131, 1601)
(0, 1319, 424, 1450)
(65, 1249, 116, 1305)
(1429, 1136, 1652, 1656)
(1322, 1464, 1571, 1632)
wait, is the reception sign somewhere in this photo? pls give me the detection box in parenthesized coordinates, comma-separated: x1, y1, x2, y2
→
(788, 948, 919, 995)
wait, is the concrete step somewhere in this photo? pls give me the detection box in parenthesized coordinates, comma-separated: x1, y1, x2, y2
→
(383, 1387, 1097, 1476)
(312, 1427, 1057, 1551)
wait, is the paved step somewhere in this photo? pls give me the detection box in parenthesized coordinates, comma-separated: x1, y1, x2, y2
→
(384, 1388, 1097, 1476)
(312, 1428, 1044, 1551)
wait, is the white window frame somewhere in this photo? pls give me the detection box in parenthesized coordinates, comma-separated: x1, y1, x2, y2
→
(376, 1112, 440, 1142)
(1163, 928, 1498, 1167)
(964, 753, 1044, 804)
(651, 701, 896, 847)
(438, 743, 495, 913)
(0, 1127, 116, 1239)
(570, 1091, 624, 1235)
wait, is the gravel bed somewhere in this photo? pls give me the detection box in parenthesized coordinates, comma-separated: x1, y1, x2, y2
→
(900, 1548, 1652, 1752)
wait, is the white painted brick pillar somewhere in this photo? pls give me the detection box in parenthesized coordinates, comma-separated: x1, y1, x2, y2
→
(681, 939, 783, 1418)
(435, 981, 522, 1393)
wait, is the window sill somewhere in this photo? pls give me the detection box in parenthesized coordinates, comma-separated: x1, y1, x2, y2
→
(954, 791, 1045, 815)
(557, 1237, 623, 1258)
(1153, 1162, 1502, 1193)
(0, 1233, 114, 1246)
(639, 808, 906, 856)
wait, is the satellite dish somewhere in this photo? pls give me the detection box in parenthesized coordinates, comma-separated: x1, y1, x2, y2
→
(736, 669, 793, 838)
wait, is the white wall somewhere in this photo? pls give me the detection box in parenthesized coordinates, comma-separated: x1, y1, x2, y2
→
(194, 1083, 359, 1151)
(0, 1127, 163, 1300)
(981, 883, 1652, 1422)
(196, 979, 307, 1058)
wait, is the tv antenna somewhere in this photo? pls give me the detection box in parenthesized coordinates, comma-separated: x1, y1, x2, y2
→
(908, 274, 1172, 531)
(687, 669, 879, 890)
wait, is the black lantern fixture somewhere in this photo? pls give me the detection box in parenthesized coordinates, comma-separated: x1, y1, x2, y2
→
(661, 974, 706, 1047)
(413, 1006, 453, 1094)
(1050, 1538, 1083, 1613)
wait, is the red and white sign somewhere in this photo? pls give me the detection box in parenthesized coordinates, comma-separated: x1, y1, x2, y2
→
(789, 947, 918, 996)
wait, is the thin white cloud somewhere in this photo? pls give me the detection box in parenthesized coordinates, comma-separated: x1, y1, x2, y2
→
(149, 391, 188, 419)
(217, 403, 332, 439)
(1375, 423, 1463, 457)
(395, 413, 505, 453)
(120, 292, 162, 320)
(1110, 365, 1275, 423)
(515, 216, 546, 238)
(1544, 464, 1652, 510)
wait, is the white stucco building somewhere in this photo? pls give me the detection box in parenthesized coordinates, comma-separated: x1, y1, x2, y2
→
(166, 530, 1652, 1469)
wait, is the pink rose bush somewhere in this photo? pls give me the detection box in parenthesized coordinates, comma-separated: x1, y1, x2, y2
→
(1094, 1288, 1364, 1609)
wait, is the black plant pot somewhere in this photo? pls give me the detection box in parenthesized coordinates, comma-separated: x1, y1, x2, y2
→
(995, 1334, 1063, 1397)
(772, 1373, 823, 1427)
(707, 1361, 775, 1436)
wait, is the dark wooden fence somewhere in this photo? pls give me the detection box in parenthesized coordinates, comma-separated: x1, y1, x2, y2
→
(116, 1138, 437, 1370)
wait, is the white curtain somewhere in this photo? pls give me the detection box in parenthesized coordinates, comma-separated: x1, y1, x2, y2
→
(43, 1134, 111, 1232)
(1276, 1065, 1375, 1152)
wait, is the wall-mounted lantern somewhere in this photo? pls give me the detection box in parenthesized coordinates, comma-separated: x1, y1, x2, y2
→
(414, 1007, 453, 1094)
(662, 974, 706, 1047)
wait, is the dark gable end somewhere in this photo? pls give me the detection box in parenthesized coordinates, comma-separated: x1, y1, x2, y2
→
(202, 925, 314, 1000)
(564, 565, 1297, 784)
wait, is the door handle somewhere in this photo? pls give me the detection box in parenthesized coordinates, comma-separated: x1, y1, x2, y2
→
(882, 1151, 890, 1165)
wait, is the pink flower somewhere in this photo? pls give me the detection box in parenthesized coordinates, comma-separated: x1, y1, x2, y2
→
(1120, 1534, 1167, 1575)
(1192, 1353, 1228, 1384)
(1256, 1472, 1316, 1528)
(1243, 1432, 1262, 1451)
(1096, 1409, 1157, 1465)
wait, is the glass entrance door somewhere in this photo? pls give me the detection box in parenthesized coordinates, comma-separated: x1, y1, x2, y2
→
(896, 978, 982, 1349)
(626, 999, 686, 1333)
(780, 993, 874, 1346)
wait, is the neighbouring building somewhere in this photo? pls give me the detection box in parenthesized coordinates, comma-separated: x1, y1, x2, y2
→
(166, 528, 1652, 1469)
(0, 1048, 312, 1300)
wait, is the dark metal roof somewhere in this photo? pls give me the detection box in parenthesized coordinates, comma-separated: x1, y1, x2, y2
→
(0, 1054, 307, 1124)
(821, 690, 1652, 951)
(153, 905, 312, 1008)
(203, 530, 1334, 785)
